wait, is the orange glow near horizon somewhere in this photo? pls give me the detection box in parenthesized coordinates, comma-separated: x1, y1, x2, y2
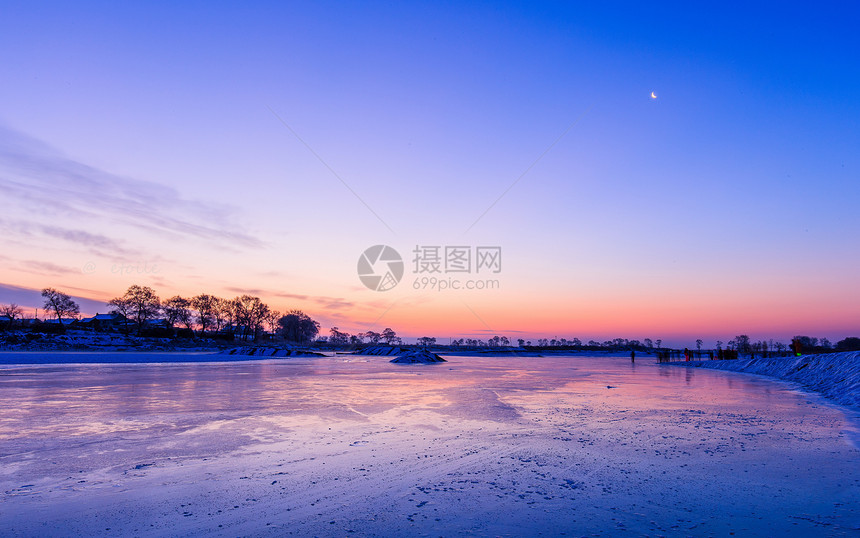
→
(3, 264, 859, 346)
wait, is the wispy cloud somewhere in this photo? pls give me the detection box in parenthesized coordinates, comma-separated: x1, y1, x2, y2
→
(0, 219, 139, 258)
(273, 292, 354, 311)
(19, 260, 82, 276)
(224, 286, 268, 296)
(223, 286, 354, 311)
(0, 124, 264, 249)
(38, 226, 131, 255)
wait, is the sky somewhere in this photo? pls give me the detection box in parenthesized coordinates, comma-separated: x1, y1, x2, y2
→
(1, 1, 858, 346)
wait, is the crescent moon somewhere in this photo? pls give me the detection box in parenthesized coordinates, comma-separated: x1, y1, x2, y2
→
(650, 91, 657, 99)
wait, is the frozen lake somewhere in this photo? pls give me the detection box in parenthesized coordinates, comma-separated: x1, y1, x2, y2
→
(1, 354, 858, 536)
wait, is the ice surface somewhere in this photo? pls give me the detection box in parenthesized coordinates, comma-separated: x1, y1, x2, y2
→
(0, 354, 858, 536)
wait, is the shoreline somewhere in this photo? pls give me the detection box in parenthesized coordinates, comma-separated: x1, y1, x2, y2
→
(667, 351, 860, 412)
(0, 348, 650, 365)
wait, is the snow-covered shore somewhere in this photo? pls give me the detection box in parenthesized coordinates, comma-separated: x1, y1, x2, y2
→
(671, 351, 860, 410)
(0, 330, 222, 353)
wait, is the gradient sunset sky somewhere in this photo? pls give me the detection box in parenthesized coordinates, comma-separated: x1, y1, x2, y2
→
(1, 2, 858, 346)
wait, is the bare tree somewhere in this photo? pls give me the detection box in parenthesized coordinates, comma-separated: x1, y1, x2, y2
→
(1, 303, 23, 328)
(363, 331, 382, 344)
(695, 339, 703, 350)
(733, 335, 751, 354)
(41, 288, 79, 326)
(381, 327, 398, 345)
(191, 294, 217, 336)
(163, 296, 192, 330)
(231, 295, 269, 341)
(329, 327, 350, 345)
(111, 285, 160, 335)
(107, 296, 134, 334)
(266, 310, 281, 337)
(213, 297, 230, 332)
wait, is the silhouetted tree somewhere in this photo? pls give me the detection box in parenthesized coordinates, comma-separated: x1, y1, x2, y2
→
(41, 288, 80, 326)
(163, 296, 192, 330)
(191, 294, 218, 336)
(278, 310, 320, 344)
(363, 331, 382, 344)
(1, 303, 23, 328)
(733, 335, 751, 354)
(835, 337, 860, 352)
(695, 339, 703, 350)
(792, 335, 818, 353)
(233, 295, 269, 341)
(329, 327, 349, 345)
(213, 297, 230, 331)
(107, 296, 133, 333)
(111, 286, 160, 335)
(266, 310, 281, 336)
(381, 327, 398, 345)
(418, 336, 436, 347)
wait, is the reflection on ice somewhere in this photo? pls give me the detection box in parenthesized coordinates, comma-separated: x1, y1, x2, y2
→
(0, 354, 858, 536)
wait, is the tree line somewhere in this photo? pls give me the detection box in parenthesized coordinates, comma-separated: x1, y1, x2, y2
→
(325, 327, 401, 346)
(3, 291, 860, 352)
(1, 287, 323, 344)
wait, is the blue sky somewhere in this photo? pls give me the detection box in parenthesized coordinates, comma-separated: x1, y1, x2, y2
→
(1, 1, 858, 344)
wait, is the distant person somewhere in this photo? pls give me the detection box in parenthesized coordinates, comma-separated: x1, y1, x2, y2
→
(630, 350, 635, 362)
(792, 338, 802, 356)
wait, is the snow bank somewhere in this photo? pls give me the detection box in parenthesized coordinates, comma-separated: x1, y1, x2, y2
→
(359, 346, 405, 356)
(390, 350, 447, 363)
(219, 346, 323, 357)
(676, 352, 860, 410)
(0, 330, 215, 352)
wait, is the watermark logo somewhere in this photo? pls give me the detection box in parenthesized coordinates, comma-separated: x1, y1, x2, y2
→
(357, 245, 404, 291)
(359, 244, 502, 292)
(81, 261, 160, 275)
(412, 245, 501, 274)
